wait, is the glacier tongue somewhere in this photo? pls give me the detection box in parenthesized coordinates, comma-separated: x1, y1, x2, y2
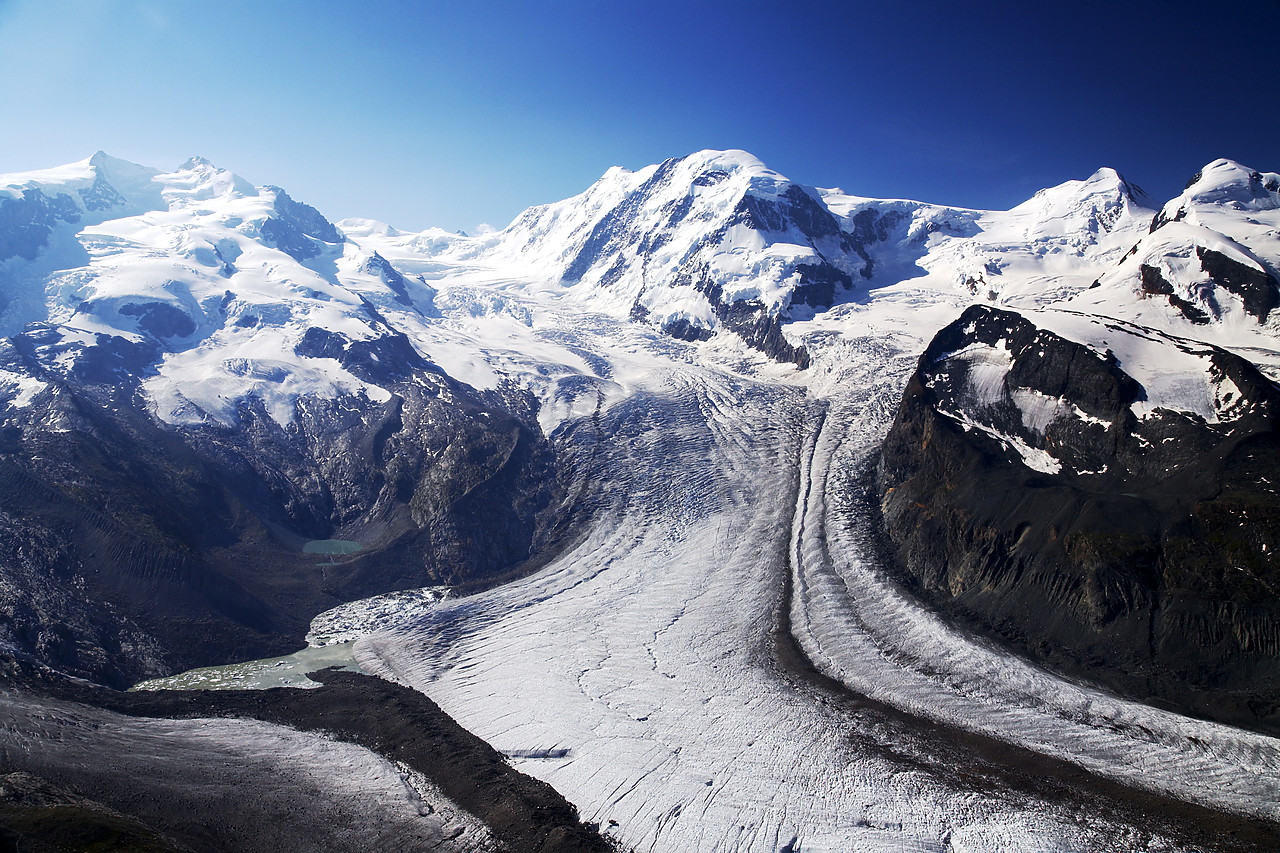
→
(0, 689, 497, 852)
(341, 291, 1277, 851)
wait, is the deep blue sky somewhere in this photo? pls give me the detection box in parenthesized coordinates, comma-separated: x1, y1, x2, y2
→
(1, 0, 1276, 232)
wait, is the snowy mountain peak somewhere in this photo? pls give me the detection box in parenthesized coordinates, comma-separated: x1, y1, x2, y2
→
(415, 147, 912, 363)
(678, 148, 777, 184)
(1066, 156, 1280, 332)
(178, 154, 216, 170)
(1004, 166, 1152, 242)
(1091, 166, 1154, 209)
(159, 156, 257, 204)
(1168, 158, 1280, 216)
(0, 151, 163, 214)
(85, 152, 165, 212)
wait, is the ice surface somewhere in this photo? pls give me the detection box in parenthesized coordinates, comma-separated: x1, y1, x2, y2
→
(331, 156, 1280, 850)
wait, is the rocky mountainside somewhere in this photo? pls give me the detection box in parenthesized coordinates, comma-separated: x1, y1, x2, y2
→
(879, 304, 1280, 729)
(876, 160, 1280, 730)
(0, 154, 564, 687)
(4, 148, 1280, 852)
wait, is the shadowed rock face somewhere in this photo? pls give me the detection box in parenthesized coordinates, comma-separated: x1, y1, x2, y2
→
(258, 186, 344, 262)
(0, 327, 565, 689)
(118, 301, 198, 340)
(1197, 246, 1280, 322)
(0, 188, 82, 262)
(877, 304, 1280, 733)
(0, 771, 183, 853)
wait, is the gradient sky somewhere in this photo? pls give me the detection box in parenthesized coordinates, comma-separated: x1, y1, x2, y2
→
(1, 0, 1276, 233)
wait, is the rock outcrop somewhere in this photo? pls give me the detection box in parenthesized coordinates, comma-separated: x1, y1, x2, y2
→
(878, 304, 1280, 732)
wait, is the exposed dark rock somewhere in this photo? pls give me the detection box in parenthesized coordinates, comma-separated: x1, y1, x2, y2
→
(119, 301, 197, 340)
(77, 172, 127, 212)
(294, 326, 430, 384)
(732, 184, 841, 239)
(258, 187, 342, 262)
(1197, 246, 1280, 322)
(1140, 263, 1214, 323)
(661, 318, 713, 342)
(1139, 263, 1173, 295)
(714, 299, 808, 367)
(213, 242, 238, 277)
(0, 188, 81, 263)
(266, 186, 341, 243)
(0, 321, 565, 688)
(561, 157, 682, 283)
(65, 333, 163, 385)
(1149, 206, 1185, 233)
(695, 274, 808, 366)
(877, 304, 1280, 733)
(0, 772, 183, 853)
(359, 251, 434, 313)
(792, 263, 853, 310)
(846, 208, 909, 278)
(1170, 294, 1212, 324)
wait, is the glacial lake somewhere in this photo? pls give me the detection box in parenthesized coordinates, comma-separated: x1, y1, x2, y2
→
(302, 538, 362, 556)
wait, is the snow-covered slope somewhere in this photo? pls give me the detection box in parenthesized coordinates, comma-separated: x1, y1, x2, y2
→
(1067, 158, 1280, 342)
(351, 150, 985, 364)
(914, 167, 1156, 307)
(0, 153, 446, 427)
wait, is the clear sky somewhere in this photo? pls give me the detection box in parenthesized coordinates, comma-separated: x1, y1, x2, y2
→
(1, 0, 1276, 233)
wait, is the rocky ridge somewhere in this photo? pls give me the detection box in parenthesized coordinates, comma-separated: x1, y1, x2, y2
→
(878, 299, 1280, 731)
(0, 155, 565, 687)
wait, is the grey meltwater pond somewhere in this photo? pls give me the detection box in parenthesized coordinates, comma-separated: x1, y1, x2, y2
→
(130, 642, 362, 691)
(130, 584, 451, 691)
